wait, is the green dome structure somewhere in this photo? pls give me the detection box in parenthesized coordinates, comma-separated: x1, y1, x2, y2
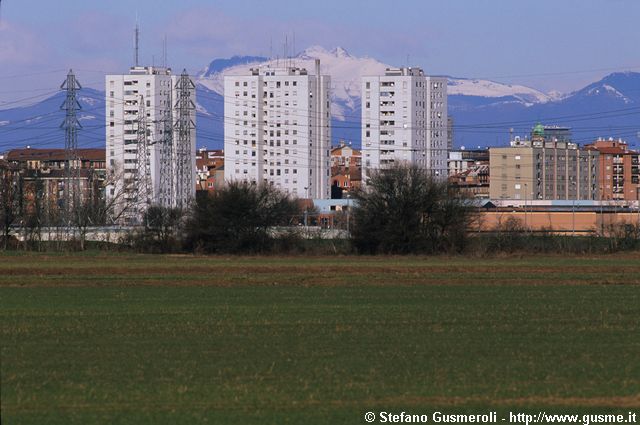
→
(532, 123, 545, 137)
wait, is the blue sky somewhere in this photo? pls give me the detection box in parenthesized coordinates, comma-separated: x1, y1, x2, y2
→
(1, 0, 639, 105)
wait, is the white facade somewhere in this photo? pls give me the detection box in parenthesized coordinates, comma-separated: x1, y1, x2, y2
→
(223, 61, 331, 199)
(361, 67, 448, 181)
(106, 66, 196, 223)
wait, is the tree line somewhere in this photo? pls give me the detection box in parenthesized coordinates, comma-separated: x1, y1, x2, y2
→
(1, 164, 639, 254)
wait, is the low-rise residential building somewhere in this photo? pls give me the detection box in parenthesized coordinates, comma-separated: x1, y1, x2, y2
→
(7, 148, 106, 173)
(331, 142, 361, 169)
(330, 142, 362, 198)
(448, 148, 490, 198)
(5, 148, 107, 217)
(448, 149, 489, 176)
(449, 164, 490, 198)
(195, 148, 224, 192)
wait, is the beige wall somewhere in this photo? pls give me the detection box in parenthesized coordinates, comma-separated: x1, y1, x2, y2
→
(490, 147, 534, 200)
(477, 211, 640, 234)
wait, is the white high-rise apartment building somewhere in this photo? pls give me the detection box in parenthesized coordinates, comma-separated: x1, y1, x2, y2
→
(224, 60, 331, 199)
(106, 66, 196, 223)
(361, 67, 448, 181)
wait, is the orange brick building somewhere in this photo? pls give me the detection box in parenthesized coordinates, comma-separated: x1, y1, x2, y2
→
(585, 139, 640, 201)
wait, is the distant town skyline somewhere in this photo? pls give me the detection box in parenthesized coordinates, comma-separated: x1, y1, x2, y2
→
(1, 0, 639, 106)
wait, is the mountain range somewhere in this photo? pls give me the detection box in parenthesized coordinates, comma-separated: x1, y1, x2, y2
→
(1, 46, 639, 152)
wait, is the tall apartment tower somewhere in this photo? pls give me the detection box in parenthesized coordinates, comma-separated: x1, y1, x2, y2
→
(224, 60, 331, 199)
(106, 66, 196, 223)
(361, 68, 448, 181)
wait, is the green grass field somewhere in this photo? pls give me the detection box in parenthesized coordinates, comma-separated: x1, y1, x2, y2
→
(1, 254, 639, 424)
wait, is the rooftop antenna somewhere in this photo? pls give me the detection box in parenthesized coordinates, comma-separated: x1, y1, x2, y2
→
(293, 31, 296, 67)
(134, 20, 140, 67)
(163, 35, 168, 68)
(284, 35, 288, 68)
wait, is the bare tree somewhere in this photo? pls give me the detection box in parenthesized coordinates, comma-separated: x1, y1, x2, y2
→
(351, 164, 476, 254)
(18, 172, 45, 251)
(184, 182, 300, 253)
(104, 162, 140, 225)
(138, 206, 185, 253)
(0, 167, 20, 250)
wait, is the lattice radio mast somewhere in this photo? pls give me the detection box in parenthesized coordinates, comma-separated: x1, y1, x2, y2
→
(174, 70, 195, 209)
(60, 69, 82, 222)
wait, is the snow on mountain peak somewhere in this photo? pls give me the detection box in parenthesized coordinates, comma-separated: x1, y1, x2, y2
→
(587, 84, 632, 103)
(197, 47, 554, 121)
(447, 78, 551, 104)
(79, 96, 98, 106)
(197, 46, 392, 120)
(299, 45, 330, 59)
(331, 47, 351, 58)
(547, 90, 566, 101)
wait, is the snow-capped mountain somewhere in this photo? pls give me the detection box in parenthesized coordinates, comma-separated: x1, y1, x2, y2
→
(449, 71, 640, 148)
(569, 72, 640, 105)
(1, 47, 639, 151)
(447, 78, 551, 105)
(196, 45, 553, 121)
